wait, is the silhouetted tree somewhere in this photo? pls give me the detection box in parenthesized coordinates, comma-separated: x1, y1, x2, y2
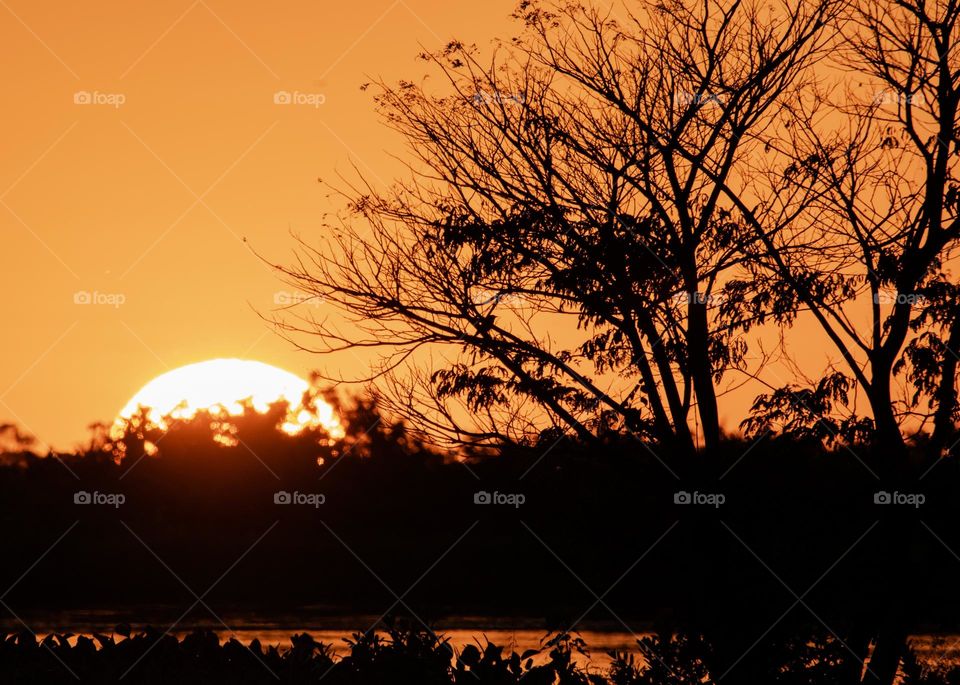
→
(272, 0, 838, 452)
(737, 0, 960, 460)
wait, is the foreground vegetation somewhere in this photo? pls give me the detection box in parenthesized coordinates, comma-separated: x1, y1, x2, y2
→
(3, 624, 959, 685)
(4, 397, 960, 684)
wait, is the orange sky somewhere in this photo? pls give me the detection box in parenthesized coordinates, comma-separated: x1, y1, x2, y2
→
(0, 1, 519, 449)
(0, 1, 867, 451)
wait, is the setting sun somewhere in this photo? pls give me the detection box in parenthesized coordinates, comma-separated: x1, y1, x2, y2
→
(116, 359, 339, 436)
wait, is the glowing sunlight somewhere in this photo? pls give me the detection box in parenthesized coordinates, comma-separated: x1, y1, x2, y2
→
(115, 359, 340, 436)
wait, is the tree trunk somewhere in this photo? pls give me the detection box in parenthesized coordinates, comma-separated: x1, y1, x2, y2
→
(843, 626, 872, 684)
(633, 342, 677, 444)
(867, 370, 907, 464)
(635, 312, 695, 451)
(862, 627, 906, 685)
(861, 518, 911, 685)
(687, 299, 721, 450)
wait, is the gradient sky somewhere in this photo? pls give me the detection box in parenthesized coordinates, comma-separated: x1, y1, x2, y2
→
(1, 1, 855, 451)
(0, 1, 516, 449)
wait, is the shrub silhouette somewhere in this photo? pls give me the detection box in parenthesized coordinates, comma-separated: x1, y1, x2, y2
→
(3, 626, 959, 685)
